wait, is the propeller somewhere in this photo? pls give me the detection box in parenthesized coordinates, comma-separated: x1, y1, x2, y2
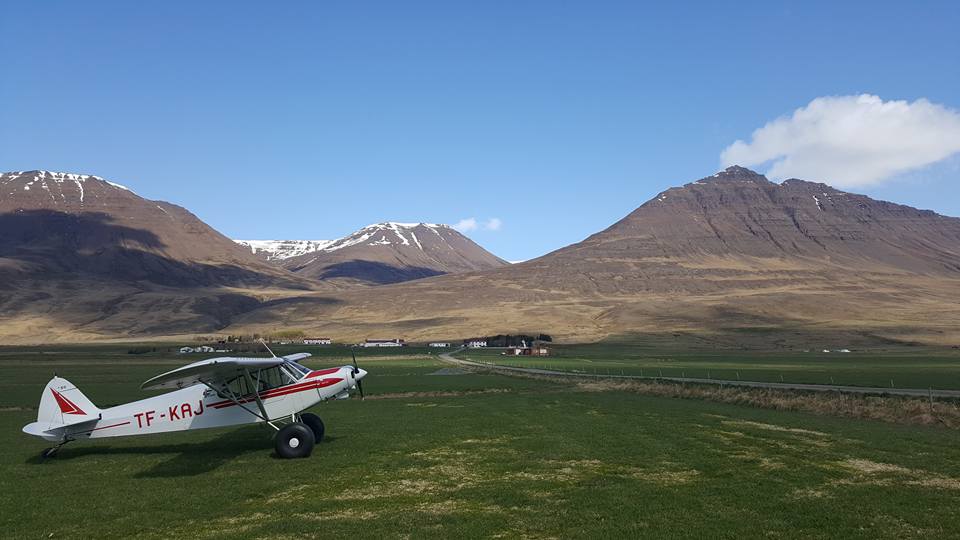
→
(351, 350, 364, 400)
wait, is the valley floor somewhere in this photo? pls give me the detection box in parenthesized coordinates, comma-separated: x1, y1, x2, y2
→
(2, 347, 959, 538)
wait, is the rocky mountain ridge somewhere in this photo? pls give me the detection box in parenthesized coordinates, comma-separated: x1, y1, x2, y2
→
(267, 222, 508, 285)
(225, 166, 960, 346)
(235, 240, 335, 261)
(2, 166, 958, 346)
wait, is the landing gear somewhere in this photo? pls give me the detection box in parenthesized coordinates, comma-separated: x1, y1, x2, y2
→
(275, 422, 315, 459)
(41, 441, 69, 459)
(300, 413, 325, 442)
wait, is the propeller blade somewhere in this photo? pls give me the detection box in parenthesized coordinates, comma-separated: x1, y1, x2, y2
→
(351, 348, 363, 399)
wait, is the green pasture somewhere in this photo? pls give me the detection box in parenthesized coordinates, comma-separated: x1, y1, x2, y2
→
(1, 346, 959, 538)
(463, 343, 960, 390)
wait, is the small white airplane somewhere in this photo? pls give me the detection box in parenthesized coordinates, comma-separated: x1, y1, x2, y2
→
(22, 347, 367, 459)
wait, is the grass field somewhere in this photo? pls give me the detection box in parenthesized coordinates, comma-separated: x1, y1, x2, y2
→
(465, 342, 960, 390)
(2, 345, 960, 538)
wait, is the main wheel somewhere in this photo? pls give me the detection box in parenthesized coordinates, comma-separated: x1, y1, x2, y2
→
(275, 423, 315, 459)
(301, 413, 325, 442)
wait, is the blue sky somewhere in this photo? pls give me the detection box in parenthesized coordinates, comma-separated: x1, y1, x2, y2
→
(2, 2, 958, 261)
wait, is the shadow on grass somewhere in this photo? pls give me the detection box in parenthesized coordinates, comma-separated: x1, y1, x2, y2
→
(27, 426, 342, 477)
(25, 427, 296, 477)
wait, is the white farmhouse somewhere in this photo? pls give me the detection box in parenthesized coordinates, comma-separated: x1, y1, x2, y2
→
(362, 339, 405, 348)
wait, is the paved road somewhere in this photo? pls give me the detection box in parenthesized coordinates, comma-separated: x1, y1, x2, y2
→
(439, 351, 960, 399)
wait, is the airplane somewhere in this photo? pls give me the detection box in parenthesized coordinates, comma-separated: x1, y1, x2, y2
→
(22, 347, 367, 459)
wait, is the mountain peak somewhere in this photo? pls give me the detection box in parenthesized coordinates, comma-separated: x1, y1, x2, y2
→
(270, 221, 506, 285)
(361, 222, 448, 230)
(693, 165, 771, 185)
(235, 239, 335, 261)
(234, 223, 461, 263)
(1, 170, 137, 207)
(584, 166, 960, 277)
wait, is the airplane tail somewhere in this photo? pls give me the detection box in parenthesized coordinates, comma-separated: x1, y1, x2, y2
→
(24, 377, 101, 440)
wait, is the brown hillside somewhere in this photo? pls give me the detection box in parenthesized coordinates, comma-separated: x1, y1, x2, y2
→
(227, 167, 960, 346)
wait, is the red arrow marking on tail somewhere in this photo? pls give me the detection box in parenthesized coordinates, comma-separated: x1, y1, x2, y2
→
(51, 389, 86, 415)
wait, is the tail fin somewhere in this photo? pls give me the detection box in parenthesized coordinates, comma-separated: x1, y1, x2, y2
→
(36, 377, 101, 427)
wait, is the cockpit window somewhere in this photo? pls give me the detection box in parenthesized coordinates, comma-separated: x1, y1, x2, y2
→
(221, 365, 300, 397)
(285, 361, 311, 378)
(255, 366, 298, 391)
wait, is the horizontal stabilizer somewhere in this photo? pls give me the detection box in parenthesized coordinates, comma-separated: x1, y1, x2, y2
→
(23, 416, 99, 438)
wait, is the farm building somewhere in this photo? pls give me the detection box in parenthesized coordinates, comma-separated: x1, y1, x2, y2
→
(303, 337, 332, 345)
(429, 342, 450, 348)
(180, 345, 215, 354)
(483, 334, 553, 347)
(465, 339, 488, 348)
(362, 338, 405, 348)
(506, 346, 550, 356)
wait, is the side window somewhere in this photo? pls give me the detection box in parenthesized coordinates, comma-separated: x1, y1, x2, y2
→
(223, 376, 251, 397)
(254, 366, 298, 391)
(218, 367, 299, 398)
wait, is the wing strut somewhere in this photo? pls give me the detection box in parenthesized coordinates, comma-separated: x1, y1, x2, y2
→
(200, 377, 279, 431)
(242, 368, 271, 422)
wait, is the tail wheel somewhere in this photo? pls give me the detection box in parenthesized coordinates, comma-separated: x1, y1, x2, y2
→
(300, 413, 325, 442)
(275, 422, 315, 459)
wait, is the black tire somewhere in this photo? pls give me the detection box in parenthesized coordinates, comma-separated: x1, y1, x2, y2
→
(41, 447, 59, 459)
(275, 423, 315, 459)
(301, 413, 325, 442)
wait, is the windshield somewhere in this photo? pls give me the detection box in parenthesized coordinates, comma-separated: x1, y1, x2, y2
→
(284, 361, 311, 378)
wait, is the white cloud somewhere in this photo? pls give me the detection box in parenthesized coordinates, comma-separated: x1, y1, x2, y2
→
(452, 218, 478, 232)
(721, 94, 960, 188)
(452, 217, 501, 233)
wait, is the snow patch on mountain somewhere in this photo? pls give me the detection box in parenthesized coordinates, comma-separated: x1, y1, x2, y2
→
(234, 223, 458, 261)
(0, 171, 136, 204)
(234, 240, 335, 261)
(320, 223, 450, 253)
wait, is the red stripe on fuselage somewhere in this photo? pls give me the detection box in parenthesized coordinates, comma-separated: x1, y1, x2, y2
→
(206, 371, 345, 408)
(307, 368, 341, 378)
(75, 421, 131, 434)
(210, 378, 344, 409)
(206, 377, 329, 408)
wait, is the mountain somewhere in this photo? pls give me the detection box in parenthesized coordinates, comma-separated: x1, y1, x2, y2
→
(235, 240, 335, 261)
(0, 170, 306, 287)
(5, 167, 959, 347)
(228, 167, 960, 347)
(0, 170, 317, 342)
(519, 165, 960, 293)
(275, 222, 509, 285)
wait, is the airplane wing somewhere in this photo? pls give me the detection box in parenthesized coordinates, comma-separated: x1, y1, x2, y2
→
(281, 352, 311, 363)
(141, 357, 286, 390)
